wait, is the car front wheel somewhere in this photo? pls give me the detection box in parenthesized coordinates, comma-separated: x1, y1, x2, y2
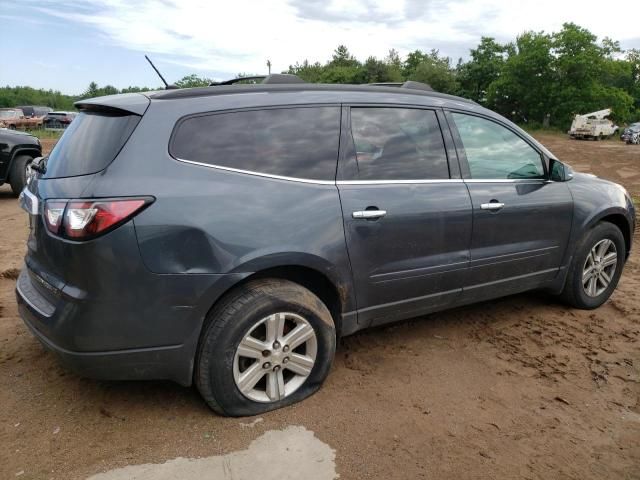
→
(195, 279, 336, 416)
(9, 154, 34, 196)
(561, 222, 626, 309)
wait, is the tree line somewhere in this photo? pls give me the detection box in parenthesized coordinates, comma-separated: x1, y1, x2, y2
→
(1, 23, 637, 129)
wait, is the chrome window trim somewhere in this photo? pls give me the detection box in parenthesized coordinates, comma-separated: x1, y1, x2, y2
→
(175, 157, 336, 185)
(176, 158, 548, 185)
(337, 179, 464, 185)
(464, 178, 549, 183)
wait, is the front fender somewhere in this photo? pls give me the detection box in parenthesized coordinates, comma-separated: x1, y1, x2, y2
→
(568, 176, 634, 259)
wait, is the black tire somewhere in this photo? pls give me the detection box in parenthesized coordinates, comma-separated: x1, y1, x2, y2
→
(9, 154, 33, 197)
(195, 279, 336, 416)
(561, 222, 626, 309)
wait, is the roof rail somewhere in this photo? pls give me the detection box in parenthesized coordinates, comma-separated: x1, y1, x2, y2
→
(401, 81, 433, 92)
(210, 74, 306, 87)
(367, 81, 434, 92)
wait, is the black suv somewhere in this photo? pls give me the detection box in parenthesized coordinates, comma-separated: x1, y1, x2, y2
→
(0, 128, 41, 195)
(16, 76, 635, 416)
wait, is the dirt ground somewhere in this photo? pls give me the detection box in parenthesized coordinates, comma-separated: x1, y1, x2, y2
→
(1, 134, 639, 479)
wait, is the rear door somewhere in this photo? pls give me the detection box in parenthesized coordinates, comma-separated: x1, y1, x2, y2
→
(337, 106, 473, 327)
(446, 111, 573, 301)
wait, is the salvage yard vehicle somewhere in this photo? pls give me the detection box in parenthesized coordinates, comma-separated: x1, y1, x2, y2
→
(0, 108, 43, 130)
(621, 123, 640, 143)
(17, 106, 52, 118)
(16, 77, 635, 416)
(568, 108, 618, 140)
(0, 128, 41, 195)
(43, 111, 77, 130)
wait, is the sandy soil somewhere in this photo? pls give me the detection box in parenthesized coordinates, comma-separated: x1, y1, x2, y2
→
(0, 134, 639, 479)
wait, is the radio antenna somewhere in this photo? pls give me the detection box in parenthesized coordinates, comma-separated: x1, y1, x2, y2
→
(145, 55, 177, 89)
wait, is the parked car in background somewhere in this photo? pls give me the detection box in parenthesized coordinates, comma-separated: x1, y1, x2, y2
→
(0, 108, 44, 130)
(43, 111, 77, 130)
(568, 109, 618, 140)
(620, 123, 640, 143)
(17, 106, 52, 118)
(17, 76, 635, 416)
(0, 128, 41, 195)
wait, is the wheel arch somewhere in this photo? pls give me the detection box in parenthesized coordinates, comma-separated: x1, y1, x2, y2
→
(599, 213, 632, 258)
(582, 208, 633, 258)
(201, 261, 354, 341)
(8, 147, 40, 181)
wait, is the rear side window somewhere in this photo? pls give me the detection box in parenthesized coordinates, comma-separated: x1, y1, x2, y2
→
(44, 111, 140, 178)
(349, 108, 449, 180)
(171, 107, 340, 181)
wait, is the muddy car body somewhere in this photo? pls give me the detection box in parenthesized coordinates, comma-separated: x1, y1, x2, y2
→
(16, 78, 636, 416)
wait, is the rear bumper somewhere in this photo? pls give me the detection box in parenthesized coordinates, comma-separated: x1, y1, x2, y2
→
(16, 267, 247, 386)
(18, 298, 192, 385)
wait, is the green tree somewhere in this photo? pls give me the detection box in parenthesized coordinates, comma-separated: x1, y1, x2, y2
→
(287, 60, 325, 83)
(174, 74, 212, 88)
(487, 32, 555, 124)
(457, 37, 510, 103)
(403, 50, 428, 78)
(407, 49, 458, 94)
(83, 81, 100, 98)
(329, 45, 360, 68)
(551, 23, 633, 125)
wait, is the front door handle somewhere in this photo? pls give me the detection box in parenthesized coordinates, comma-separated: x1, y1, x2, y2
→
(352, 209, 387, 219)
(480, 201, 505, 211)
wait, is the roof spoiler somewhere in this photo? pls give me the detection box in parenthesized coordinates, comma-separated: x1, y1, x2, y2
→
(74, 93, 150, 116)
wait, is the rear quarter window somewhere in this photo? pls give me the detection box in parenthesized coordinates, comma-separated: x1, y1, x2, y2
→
(170, 106, 341, 181)
(44, 111, 140, 178)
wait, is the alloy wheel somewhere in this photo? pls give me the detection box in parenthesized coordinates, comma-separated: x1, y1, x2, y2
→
(233, 312, 317, 403)
(582, 238, 617, 297)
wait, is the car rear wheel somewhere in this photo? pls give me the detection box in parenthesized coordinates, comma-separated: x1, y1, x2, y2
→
(195, 279, 336, 416)
(9, 154, 34, 196)
(561, 222, 625, 309)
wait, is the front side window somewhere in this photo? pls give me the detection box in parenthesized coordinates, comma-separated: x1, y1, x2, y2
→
(452, 113, 544, 180)
(350, 108, 449, 180)
(171, 107, 340, 181)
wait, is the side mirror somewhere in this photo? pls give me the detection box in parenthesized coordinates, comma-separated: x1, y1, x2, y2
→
(549, 159, 573, 182)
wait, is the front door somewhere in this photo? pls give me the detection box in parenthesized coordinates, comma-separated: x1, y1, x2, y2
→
(446, 111, 573, 302)
(337, 106, 473, 327)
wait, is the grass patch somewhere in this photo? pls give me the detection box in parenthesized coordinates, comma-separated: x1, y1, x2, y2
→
(26, 129, 64, 140)
(520, 125, 566, 136)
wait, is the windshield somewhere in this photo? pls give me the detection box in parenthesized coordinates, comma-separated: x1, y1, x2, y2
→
(0, 111, 17, 119)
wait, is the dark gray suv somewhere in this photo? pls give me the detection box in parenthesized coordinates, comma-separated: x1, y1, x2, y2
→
(16, 76, 635, 416)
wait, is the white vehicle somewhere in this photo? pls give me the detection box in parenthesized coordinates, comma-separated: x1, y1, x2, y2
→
(568, 109, 619, 140)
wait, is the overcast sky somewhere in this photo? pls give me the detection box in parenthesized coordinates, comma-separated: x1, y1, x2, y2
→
(2, 0, 638, 94)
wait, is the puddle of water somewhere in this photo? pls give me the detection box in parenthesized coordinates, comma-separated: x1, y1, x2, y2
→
(87, 426, 337, 480)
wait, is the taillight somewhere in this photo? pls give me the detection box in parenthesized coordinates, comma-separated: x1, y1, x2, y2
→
(43, 198, 152, 240)
(44, 201, 66, 234)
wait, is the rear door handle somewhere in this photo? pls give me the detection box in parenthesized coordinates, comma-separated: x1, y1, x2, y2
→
(352, 210, 387, 219)
(480, 201, 505, 211)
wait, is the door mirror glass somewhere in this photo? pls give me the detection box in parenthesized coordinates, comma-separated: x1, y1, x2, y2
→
(549, 159, 573, 182)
